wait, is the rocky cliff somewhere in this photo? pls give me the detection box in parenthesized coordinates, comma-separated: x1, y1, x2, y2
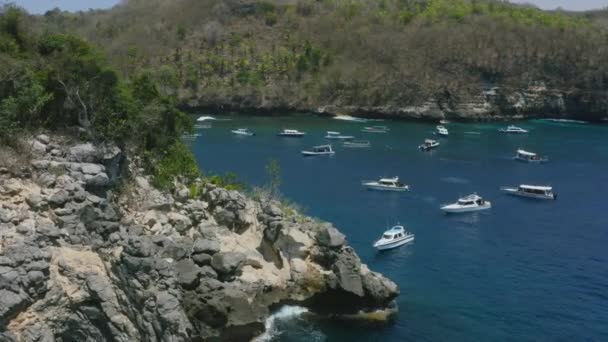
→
(0, 134, 398, 341)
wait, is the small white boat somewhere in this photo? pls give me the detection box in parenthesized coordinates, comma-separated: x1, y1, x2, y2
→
(334, 115, 369, 123)
(544, 118, 587, 124)
(441, 194, 492, 213)
(278, 129, 306, 137)
(343, 140, 371, 148)
(500, 184, 557, 200)
(418, 139, 440, 151)
(362, 126, 389, 133)
(196, 115, 217, 122)
(514, 149, 548, 163)
(231, 128, 255, 136)
(325, 131, 354, 140)
(440, 119, 450, 124)
(301, 145, 335, 157)
(499, 125, 528, 134)
(436, 125, 449, 137)
(373, 225, 415, 250)
(362, 177, 410, 192)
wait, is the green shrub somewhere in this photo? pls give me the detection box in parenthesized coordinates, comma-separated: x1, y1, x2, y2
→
(151, 141, 200, 190)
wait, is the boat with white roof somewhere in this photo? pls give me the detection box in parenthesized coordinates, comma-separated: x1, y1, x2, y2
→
(231, 128, 255, 136)
(301, 145, 335, 157)
(325, 131, 354, 140)
(418, 139, 440, 151)
(500, 184, 557, 200)
(196, 115, 217, 122)
(499, 125, 528, 134)
(343, 140, 371, 148)
(373, 225, 415, 250)
(514, 149, 548, 163)
(436, 125, 449, 137)
(278, 129, 306, 137)
(362, 177, 410, 192)
(441, 194, 492, 213)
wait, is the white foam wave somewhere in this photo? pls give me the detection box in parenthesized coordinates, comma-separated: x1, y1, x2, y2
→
(253, 306, 309, 342)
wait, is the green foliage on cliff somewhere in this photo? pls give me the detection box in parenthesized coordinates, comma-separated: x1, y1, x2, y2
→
(0, 6, 196, 189)
(27, 0, 608, 112)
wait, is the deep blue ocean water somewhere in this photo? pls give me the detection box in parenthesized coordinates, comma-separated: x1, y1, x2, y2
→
(188, 115, 608, 341)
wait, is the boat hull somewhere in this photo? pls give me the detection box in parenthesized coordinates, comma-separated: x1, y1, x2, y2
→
(441, 203, 492, 213)
(301, 151, 335, 157)
(232, 131, 254, 136)
(514, 157, 548, 163)
(363, 184, 410, 192)
(374, 236, 414, 250)
(325, 136, 355, 140)
(501, 188, 556, 200)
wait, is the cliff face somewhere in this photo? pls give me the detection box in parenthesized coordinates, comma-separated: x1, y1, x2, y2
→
(185, 85, 608, 122)
(0, 135, 398, 341)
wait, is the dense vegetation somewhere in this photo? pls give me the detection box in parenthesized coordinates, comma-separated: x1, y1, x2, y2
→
(32, 0, 608, 113)
(0, 6, 197, 189)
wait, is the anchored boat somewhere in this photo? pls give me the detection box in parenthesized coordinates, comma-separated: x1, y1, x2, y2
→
(373, 225, 415, 251)
(325, 131, 355, 140)
(500, 184, 557, 200)
(436, 125, 449, 137)
(441, 194, 492, 213)
(278, 129, 306, 137)
(418, 139, 440, 151)
(499, 125, 528, 134)
(343, 140, 371, 148)
(362, 177, 410, 191)
(301, 145, 335, 157)
(514, 149, 548, 163)
(231, 128, 255, 136)
(362, 126, 389, 133)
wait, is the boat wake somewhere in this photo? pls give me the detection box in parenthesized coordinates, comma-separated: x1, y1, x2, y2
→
(253, 306, 322, 342)
(440, 176, 471, 184)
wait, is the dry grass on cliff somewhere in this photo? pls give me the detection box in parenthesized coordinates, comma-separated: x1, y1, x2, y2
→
(0, 140, 33, 174)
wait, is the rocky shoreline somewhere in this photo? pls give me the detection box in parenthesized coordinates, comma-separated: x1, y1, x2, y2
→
(182, 85, 608, 122)
(0, 134, 398, 341)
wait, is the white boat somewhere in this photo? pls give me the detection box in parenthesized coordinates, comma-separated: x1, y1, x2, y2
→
(231, 128, 255, 136)
(514, 149, 548, 163)
(333, 115, 369, 123)
(441, 194, 492, 213)
(325, 131, 354, 140)
(301, 145, 335, 157)
(343, 140, 371, 148)
(436, 125, 449, 137)
(500, 184, 557, 200)
(278, 129, 306, 137)
(544, 118, 587, 124)
(362, 177, 410, 192)
(418, 139, 439, 151)
(196, 115, 217, 122)
(440, 119, 450, 124)
(499, 125, 528, 134)
(361, 126, 389, 133)
(373, 225, 415, 250)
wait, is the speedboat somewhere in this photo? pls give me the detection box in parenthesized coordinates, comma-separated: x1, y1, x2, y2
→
(499, 125, 528, 134)
(301, 145, 335, 157)
(325, 131, 354, 140)
(418, 139, 439, 151)
(343, 140, 371, 148)
(500, 184, 557, 200)
(197, 115, 217, 122)
(373, 225, 415, 250)
(441, 194, 491, 213)
(436, 125, 449, 137)
(361, 126, 389, 133)
(231, 128, 255, 136)
(440, 119, 450, 124)
(362, 177, 410, 192)
(278, 129, 306, 137)
(333, 115, 369, 123)
(514, 149, 548, 163)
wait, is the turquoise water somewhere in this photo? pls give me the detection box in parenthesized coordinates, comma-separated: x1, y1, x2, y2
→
(189, 116, 608, 341)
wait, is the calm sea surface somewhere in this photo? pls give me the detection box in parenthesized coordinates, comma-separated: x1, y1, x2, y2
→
(188, 115, 608, 342)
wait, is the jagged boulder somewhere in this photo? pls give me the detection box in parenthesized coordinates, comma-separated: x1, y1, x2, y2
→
(211, 252, 246, 278)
